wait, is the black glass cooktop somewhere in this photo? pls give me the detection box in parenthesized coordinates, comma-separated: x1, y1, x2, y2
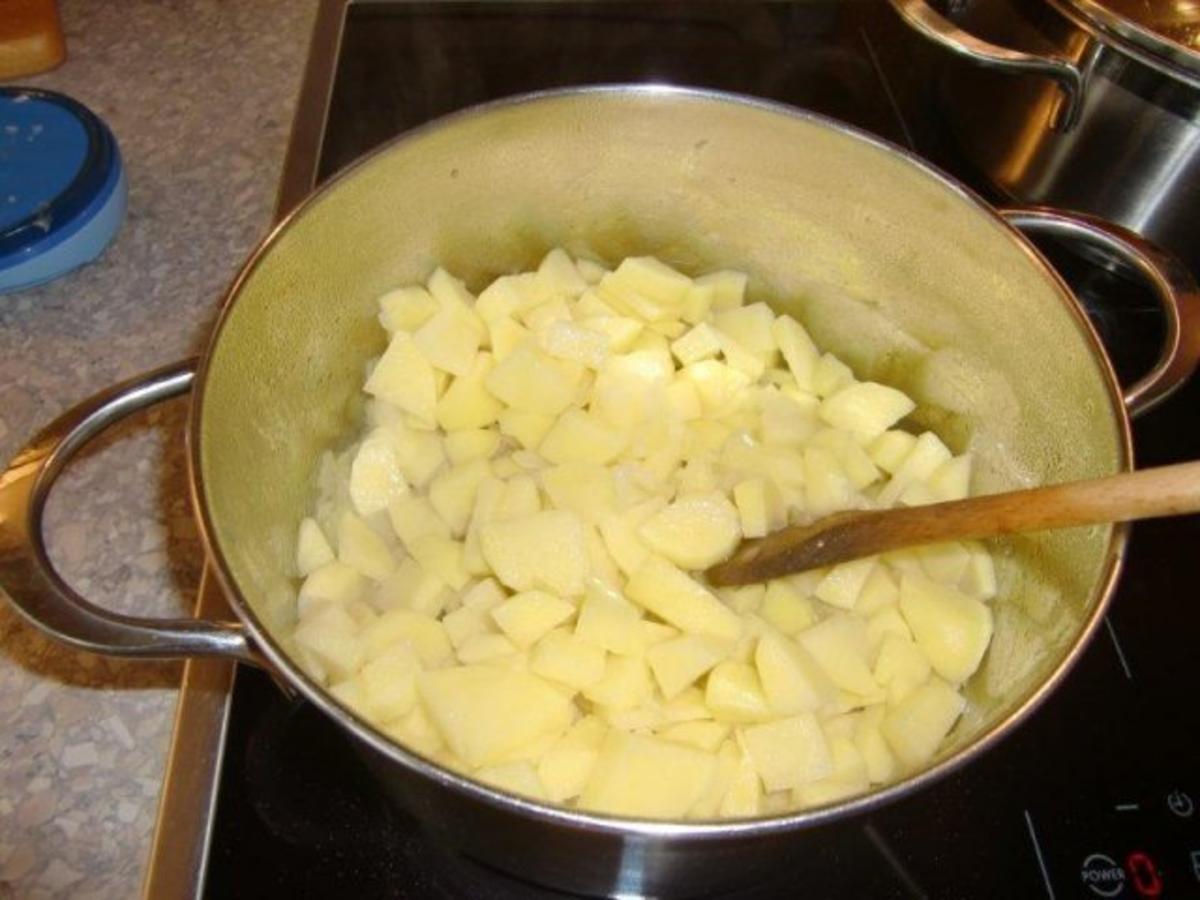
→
(203, 3, 1200, 897)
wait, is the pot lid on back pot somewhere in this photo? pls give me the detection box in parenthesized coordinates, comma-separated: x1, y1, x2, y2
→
(1052, 0, 1200, 83)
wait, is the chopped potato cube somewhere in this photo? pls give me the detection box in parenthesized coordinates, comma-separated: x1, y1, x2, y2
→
(579, 730, 717, 818)
(419, 666, 572, 768)
(738, 713, 833, 792)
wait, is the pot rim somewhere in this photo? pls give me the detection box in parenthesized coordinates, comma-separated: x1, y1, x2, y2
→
(188, 83, 1133, 839)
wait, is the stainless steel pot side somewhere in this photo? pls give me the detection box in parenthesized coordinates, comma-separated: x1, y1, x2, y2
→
(891, 0, 1200, 277)
(2, 87, 1198, 897)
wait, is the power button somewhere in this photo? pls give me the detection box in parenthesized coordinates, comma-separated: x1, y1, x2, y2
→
(1167, 790, 1194, 818)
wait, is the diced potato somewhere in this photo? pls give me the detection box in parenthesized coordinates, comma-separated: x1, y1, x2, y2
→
(579, 730, 717, 819)
(692, 270, 746, 315)
(755, 630, 834, 715)
(637, 491, 741, 569)
(732, 478, 782, 539)
(475, 276, 524, 323)
(813, 353, 855, 398)
(583, 316, 643, 353)
(959, 541, 997, 600)
(797, 615, 879, 696)
(522, 298, 572, 333)
(877, 432, 952, 507)
(868, 429, 918, 474)
(293, 604, 363, 682)
(426, 266, 475, 310)
(597, 499, 663, 576)
(705, 661, 772, 723)
(490, 591, 576, 649)
(497, 408, 555, 450)
(488, 316, 530, 361)
(444, 428, 499, 465)
(865, 606, 912, 653)
(337, 512, 396, 581)
(814, 557, 877, 611)
(856, 565, 900, 615)
(916, 542, 972, 585)
(475, 760, 547, 800)
(539, 409, 628, 465)
(408, 535, 469, 590)
(671, 322, 723, 366)
(680, 280, 718, 326)
(684, 360, 752, 413)
(541, 463, 615, 525)
(296, 517, 335, 576)
(718, 743, 764, 817)
(537, 248, 590, 299)
(388, 424, 446, 489)
(772, 315, 819, 391)
(412, 301, 484, 377)
(538, 716, 607, 802)
(574, 581, 645, 656)
(657, 720, 730, 753)
(363, 608, 453, 667)
(418, 666, 572, 768)
(457, 632, 519, 664)
(854, 705, 896, 784)
(374, 558, 450, 617)
(792, 735, 870, 808)
(804, 446, 857, 516)
(537, 320, 609, 369)
(387, 495, 450, 551)
(646, 635, 730, 699)
(384, 704, 444, 758)
(882, 677, 965, 768)
(819, 382, 916, 438)
(714, 303, 776, 361)
(480, 509, 588, 597)
(354, 645, 421, 721)
(719, 584, 765, 616)
(760, 390, 819, 446)
(873, 632, 932, 704)
(625, 557, 743, 642)
(378, 285, 439, 334)
(929, 454, 972, 501)
(530, 627, 606, 690)
(349, 431, 409, 517)
(436, 353, 503, 431)
(442, 603, 494, 650)
(583, 655, 653, 710)
(365, 333, 438, 428)
(899, 572, 993, 684)
(606, 256, 693, 311)
(738, 714, 833, 792)
(760, 580, 817, 636)
(298, 561, 365, 616)
(485, 344, 583, 416)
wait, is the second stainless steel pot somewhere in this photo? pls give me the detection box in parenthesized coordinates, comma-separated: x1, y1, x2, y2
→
(892, 0, 1200, 276)
(2, 86, 1198, 897)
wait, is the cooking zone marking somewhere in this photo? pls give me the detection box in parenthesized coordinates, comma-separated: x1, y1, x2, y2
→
(1104, 617, 1133, 680)
(1024, 809, 1057, 899)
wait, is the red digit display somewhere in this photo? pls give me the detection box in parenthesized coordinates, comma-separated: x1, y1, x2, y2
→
(1125, 851, 1163, 897)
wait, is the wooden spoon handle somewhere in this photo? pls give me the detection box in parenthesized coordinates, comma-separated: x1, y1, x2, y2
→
(706, 460, 1200, 586)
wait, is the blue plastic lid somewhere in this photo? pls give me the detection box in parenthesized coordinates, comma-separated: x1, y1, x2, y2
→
(0, 87, 127, 294)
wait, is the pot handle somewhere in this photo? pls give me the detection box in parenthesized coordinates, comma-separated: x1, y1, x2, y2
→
(1000, 207, 1200, 418)
(887, 0, 1084, 130)
(0, 360, 258, 664)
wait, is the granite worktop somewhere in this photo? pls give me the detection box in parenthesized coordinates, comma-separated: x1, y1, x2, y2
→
(0, 2, 317, 896)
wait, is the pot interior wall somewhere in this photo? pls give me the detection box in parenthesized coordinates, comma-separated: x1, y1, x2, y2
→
(197, 89, 1124, 790)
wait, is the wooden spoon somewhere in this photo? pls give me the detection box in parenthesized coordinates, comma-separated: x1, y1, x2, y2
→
(705, 460, 1200, 587)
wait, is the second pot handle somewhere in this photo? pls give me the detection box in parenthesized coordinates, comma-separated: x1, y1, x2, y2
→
(1000, 207, 1200, 418)
(888, 0, 1084, 130)
(0, 360, 258, 664)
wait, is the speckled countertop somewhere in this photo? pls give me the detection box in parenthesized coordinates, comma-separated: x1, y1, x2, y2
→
(0, 2, 317, 896)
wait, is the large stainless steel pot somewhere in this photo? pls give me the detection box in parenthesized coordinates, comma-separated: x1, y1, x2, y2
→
(2, 87, 1198, 897)
(891, 0, 1200, 276)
